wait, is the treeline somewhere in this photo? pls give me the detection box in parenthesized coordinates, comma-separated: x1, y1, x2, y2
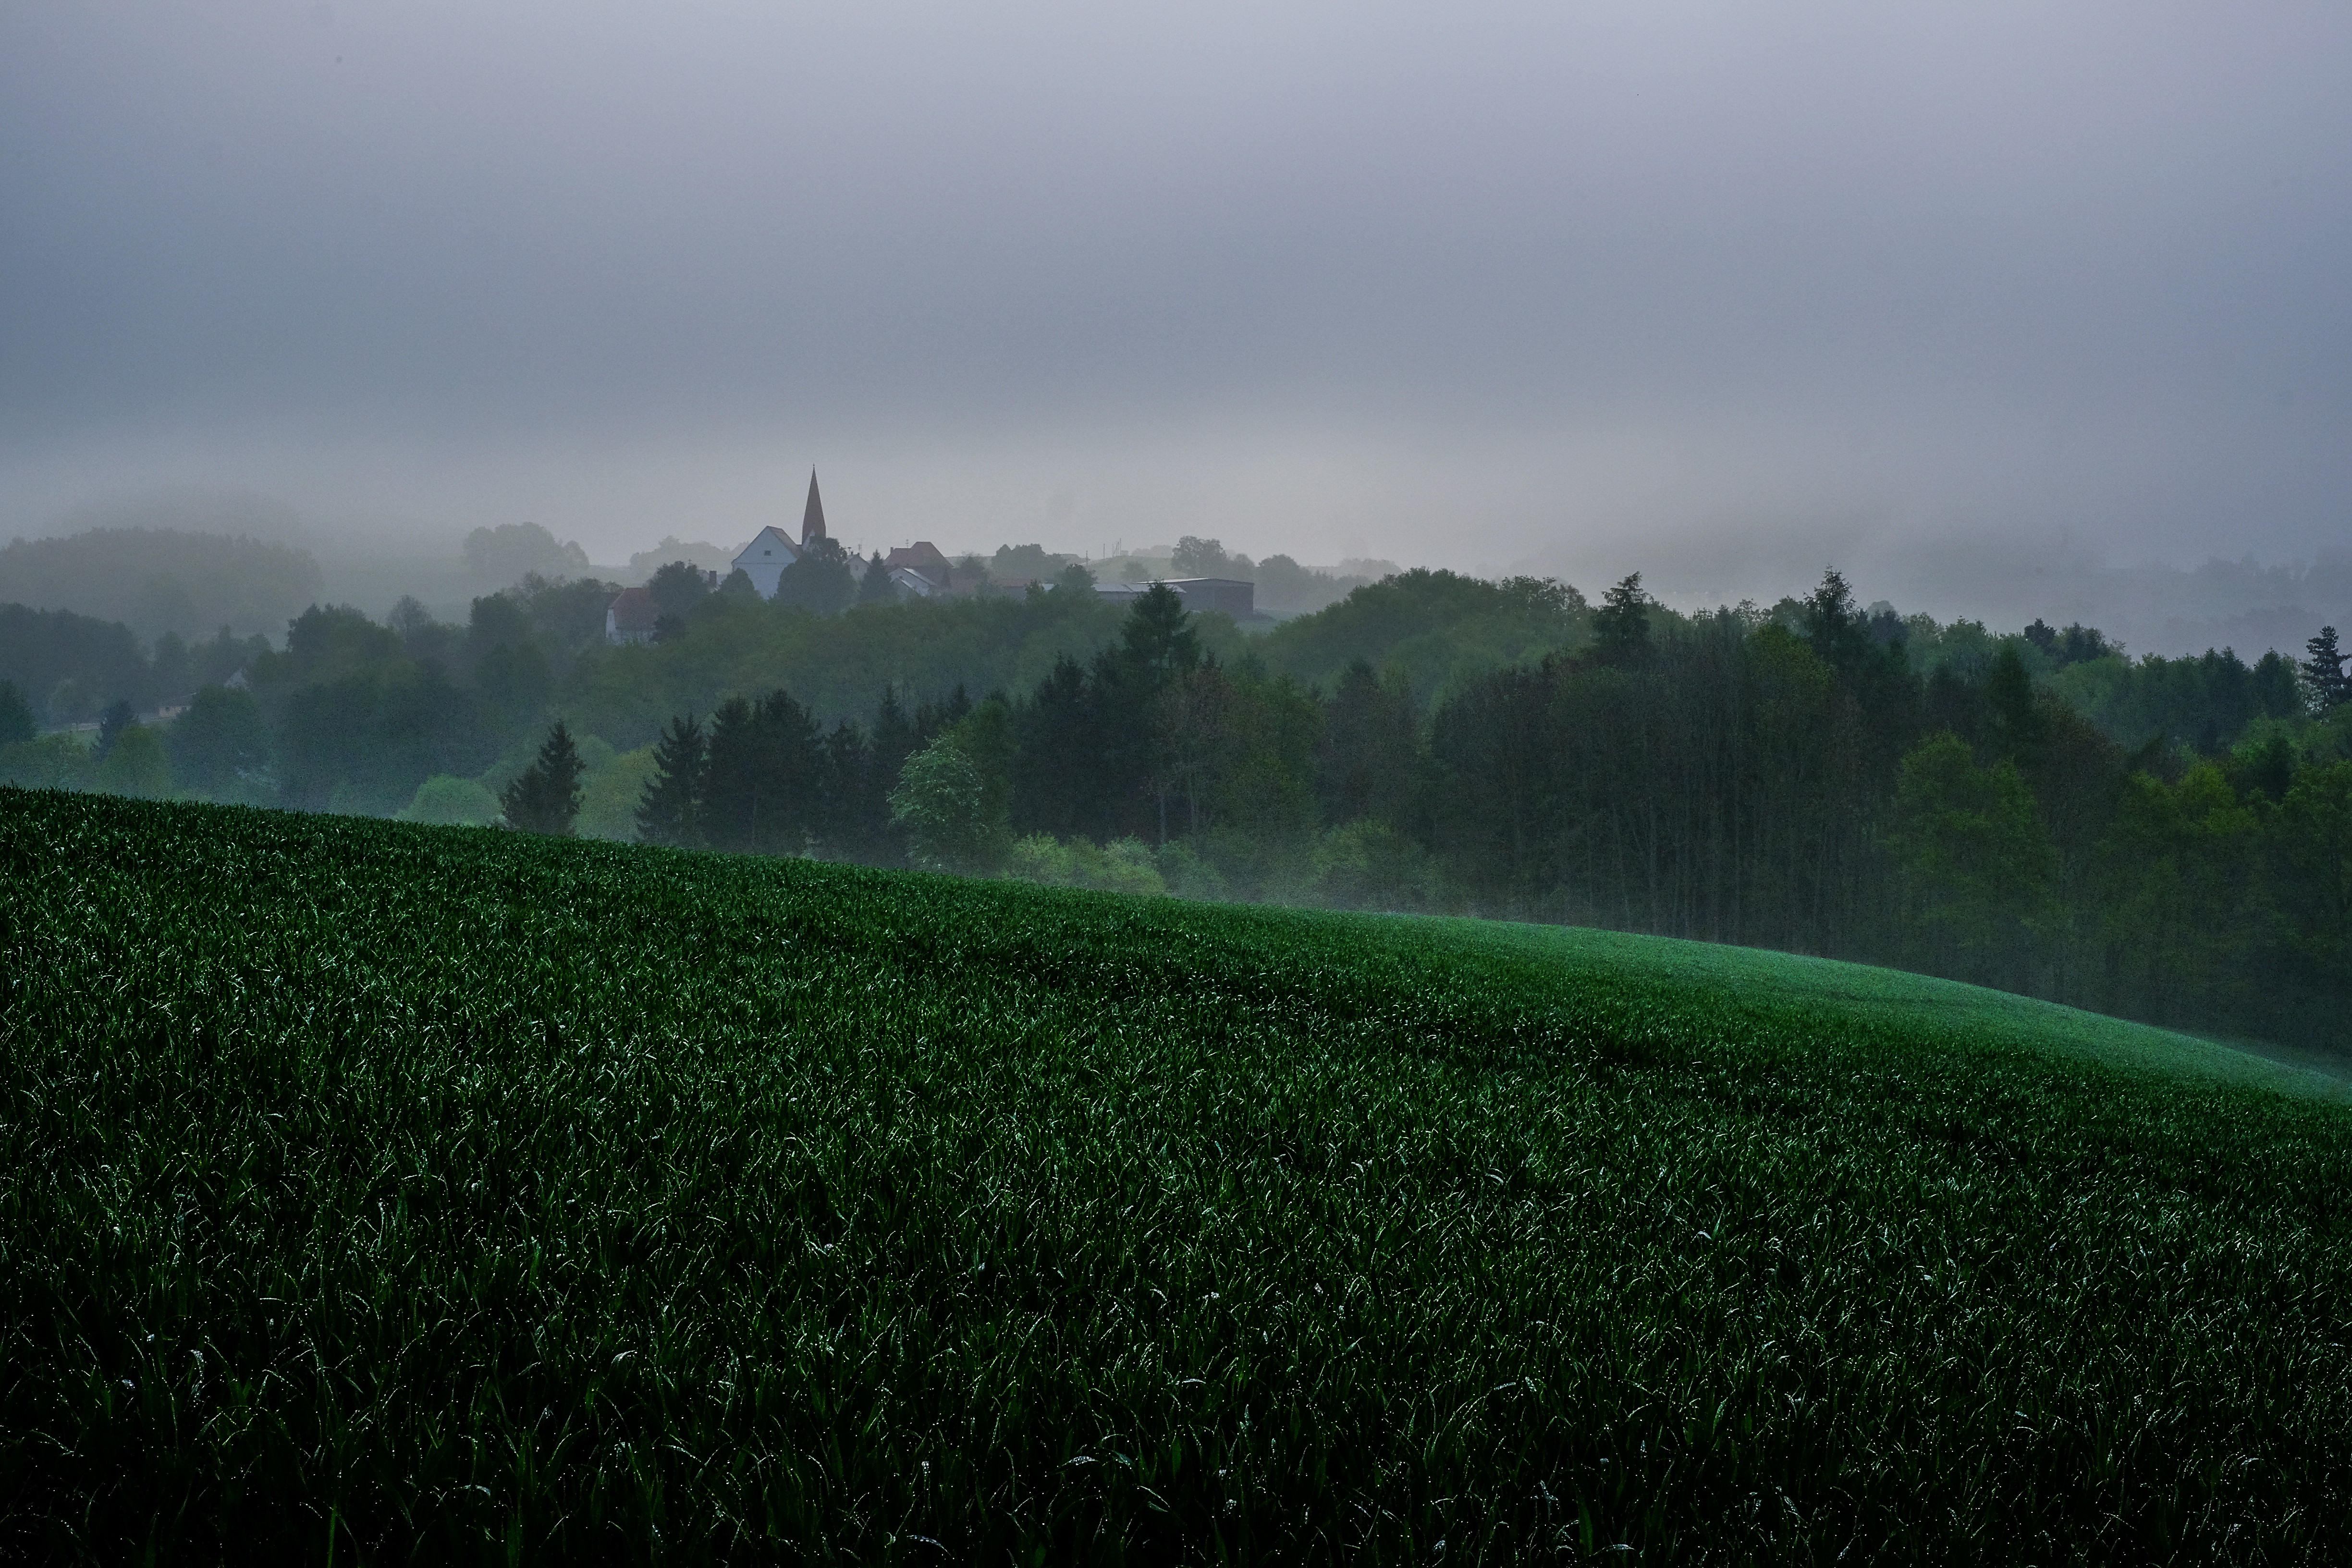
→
(0, 603, 265, 725)
(0, 563, 1215, 819)
(0, 574, 625, 813)
(612, 576, 2352, 1051)
(7, 550, 2348, 1052)
(1425, 582, 2346, 1047)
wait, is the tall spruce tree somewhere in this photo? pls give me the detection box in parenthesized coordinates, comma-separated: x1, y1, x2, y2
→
(635, 712, 708, 846)
(1592, 573, 1650, 664)
(1316, 659, 1421, 826)
(816, 719, 885, 858)
(2304, 626, 2348, 710)
(701, 689, 824, 854)
(1801, 569, 1870, 672)
(1984, 643, 2046, 762)
(501, 720, 585, 835)
(1119, 583, 1201, 680)
(1009, 654, 1106, 839)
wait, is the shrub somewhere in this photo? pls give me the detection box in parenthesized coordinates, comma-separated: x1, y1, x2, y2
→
(398, 775, 502, 826)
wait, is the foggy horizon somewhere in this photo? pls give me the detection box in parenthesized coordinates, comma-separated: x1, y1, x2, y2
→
(6, 2, 2349, 628)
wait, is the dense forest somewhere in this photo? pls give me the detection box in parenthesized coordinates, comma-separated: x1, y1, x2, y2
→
(4, 556, 2348, 1052)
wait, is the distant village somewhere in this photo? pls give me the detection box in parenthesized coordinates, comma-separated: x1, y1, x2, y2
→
(602, 472, 1257, 646)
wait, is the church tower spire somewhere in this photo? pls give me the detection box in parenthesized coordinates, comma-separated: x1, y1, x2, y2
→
(800, 469, 828, 547)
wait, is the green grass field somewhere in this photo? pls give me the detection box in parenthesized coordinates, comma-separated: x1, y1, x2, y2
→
(5, 788, 2351, 1562)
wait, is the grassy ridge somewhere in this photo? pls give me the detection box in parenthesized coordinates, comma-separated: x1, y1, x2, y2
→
(3, 789, 2350, 1561)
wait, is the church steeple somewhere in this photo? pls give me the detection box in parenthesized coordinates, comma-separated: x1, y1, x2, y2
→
(800, 469, 828, 546)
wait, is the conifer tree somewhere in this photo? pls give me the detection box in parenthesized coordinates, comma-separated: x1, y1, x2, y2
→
(501, 719, 585, 835)
(1984, 643, 2046, 762)
(1119, 583, 1200, 680)
(2304, 626, 2348, 710)
(1592, 573, 1650, 664)
(635, 712, 708, 846)
(1801, 568, 1870, 671)
(0, 679, 35, 747)
(701, 689, 823, 854)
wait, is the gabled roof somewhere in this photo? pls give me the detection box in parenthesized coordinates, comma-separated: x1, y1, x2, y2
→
(607, 585, 659, 633)
(884, 540, 950, 573)
(734, 526, 799, 568)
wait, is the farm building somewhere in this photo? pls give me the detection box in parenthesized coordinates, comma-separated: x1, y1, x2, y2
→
(883, 541, 954, 588)
(1163, 577, 1255, 618)
(1096, 577, 1256, 617)
(605, 586, 659, 645)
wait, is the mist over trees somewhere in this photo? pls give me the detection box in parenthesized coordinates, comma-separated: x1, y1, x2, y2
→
(462, 522, 593, 585)
(0, 528, 323, 641)
(4, 527, 2349, 1055)
(604, 569, 2352, 1051)
(0, 603, 263, 726)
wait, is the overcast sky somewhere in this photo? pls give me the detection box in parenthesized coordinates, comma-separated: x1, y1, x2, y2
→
(3, 1, 2347, 609)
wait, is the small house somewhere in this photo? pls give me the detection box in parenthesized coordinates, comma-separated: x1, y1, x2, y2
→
(883, 540, 953, 586)
(605, 586, 660, 645)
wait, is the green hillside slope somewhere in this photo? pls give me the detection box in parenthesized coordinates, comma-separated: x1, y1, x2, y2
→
(4, 790, 2350, 1561)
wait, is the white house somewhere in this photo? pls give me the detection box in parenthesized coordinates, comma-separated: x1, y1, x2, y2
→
(730, 469, 832, 600)
(731, 526, 801, 599)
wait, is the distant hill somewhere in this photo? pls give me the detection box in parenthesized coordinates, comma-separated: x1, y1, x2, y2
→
(0, 527, 323, 641)
(1253, 566, 1591, 702)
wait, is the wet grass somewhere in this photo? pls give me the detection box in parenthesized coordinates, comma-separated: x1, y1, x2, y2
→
(4, 788, 2350, 1562)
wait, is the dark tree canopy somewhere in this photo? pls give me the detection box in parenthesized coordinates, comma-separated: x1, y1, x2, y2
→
(776, 539, 859, 616)
(95, 699, 135, 760)
(1118, 583, 1202, 681)
(1316, 659, 1419, 827)
(501, 720, 586, 836)
(463, 522, 590, 585)
(635, 712, 708, 847)
(1591, 573, 1650, 664)
(1171, 537, 1248, 577)
(2305, 626, 2348, 710)
(702, 690, 824, 854)
(0, 679, 36, 746)
(1801, 568, 1871, 672)
(647, 561, 712, 621)
(166, 685, 269, 796)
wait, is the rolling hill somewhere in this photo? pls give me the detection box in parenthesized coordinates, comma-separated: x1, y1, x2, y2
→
(3, 788, 2348, 1560)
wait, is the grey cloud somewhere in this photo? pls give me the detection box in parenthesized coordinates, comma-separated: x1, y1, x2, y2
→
(2, 1, 2347, 588)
